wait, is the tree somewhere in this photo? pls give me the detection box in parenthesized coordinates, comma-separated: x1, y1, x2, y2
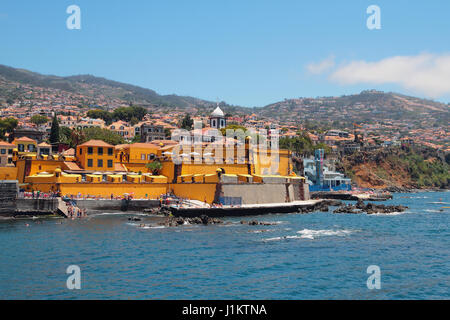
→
(86, 109, 113, 125)
(0, 117, 18, 140)
(59, 126, 74, 147)
(180, 114, 193, 130)
(164, 128, 172, 139)
(49, 115, 60, 143)
(70, 128, 85, 147)
(131, 134, 141, 143)
(30, 114, 49, 126)
(220, 124, 247, 136)
(81, 127, 125, 145)
(145, 161, 163, 175)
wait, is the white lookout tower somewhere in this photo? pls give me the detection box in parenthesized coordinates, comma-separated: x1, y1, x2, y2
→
(210, 105, 226, 129)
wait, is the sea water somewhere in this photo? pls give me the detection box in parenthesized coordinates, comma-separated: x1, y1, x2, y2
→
(0, 191, 448, 299)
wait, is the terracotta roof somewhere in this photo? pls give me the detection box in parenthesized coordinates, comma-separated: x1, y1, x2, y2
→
(114, 163, 127, 172)
(127, 143, 160, 149)
(62, 148, 75, 156)
(79, 140, 113, 147)
(13, 136, 36, 142)
(63, 161, 83, 171)
(38, 142, 51, 147)
(0, 140, 15, 147)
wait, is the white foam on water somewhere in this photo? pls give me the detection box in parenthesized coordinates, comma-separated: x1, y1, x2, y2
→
(126, 222, 139, 226)
(263, 237, 283, 242)
(424, 209, 446, 213)
(296, 228, 354, 240)
(367, 211, 407, 216)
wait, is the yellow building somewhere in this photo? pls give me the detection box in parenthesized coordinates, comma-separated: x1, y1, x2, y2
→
(0, 140, 15, 167)
(76, 140, 115, 171)
(12, 136, 37, 156)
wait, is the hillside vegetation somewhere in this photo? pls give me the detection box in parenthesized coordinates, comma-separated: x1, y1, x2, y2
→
(336, 146, 450, 189)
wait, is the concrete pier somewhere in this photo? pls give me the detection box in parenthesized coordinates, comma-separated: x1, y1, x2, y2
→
(311, 191, 392, 201)
(167, 200, 327, 217)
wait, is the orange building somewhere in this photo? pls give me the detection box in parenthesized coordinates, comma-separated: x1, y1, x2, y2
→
(76, 140, 115, 171)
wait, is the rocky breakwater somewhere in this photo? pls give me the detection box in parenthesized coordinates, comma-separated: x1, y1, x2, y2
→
(297, 200, 343, 213)
(333, 199, 408, 214)
(160, 215, 224, 227)
(157, 215, 281, 227)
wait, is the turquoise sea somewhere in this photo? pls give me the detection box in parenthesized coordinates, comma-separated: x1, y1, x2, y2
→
(0, 191, 448, 299)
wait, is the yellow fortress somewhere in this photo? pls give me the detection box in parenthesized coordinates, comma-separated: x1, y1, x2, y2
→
(0, 135, 309, 205)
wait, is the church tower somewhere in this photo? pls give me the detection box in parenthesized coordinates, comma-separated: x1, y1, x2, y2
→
(209, 106, 226, 129)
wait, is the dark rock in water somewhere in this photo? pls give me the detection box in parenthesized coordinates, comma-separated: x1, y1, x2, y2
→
(356, 199, 366, 209)
(240, 220, 277, 226)
(333, 204, 360, 214)
(365, 203, 407, 214)
(145, 207, 171, 216)
(333, 201, 408, 214)
(323, 200, 344, 207)
(161, 215, 223, 227)
(298, 200, 335, 213)
(128, 217, 142, 221)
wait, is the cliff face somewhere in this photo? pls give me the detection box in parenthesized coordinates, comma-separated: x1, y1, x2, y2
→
(336, 146, 449, 190)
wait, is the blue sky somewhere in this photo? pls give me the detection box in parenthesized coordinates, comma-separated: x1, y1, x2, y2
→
(1, 0, 449, 107)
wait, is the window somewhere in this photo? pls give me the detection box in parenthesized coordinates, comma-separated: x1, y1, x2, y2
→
(8, 149, 12, 155)
(28, 144, 35, 152)
(1, 149, 5, 155)
(98, 147, 103, 155)
(107, 160, 113, 168)
(79, 148, 82, 155)
(141, 154, 146, 160)
(88, 147, 93, 155)
(87, 159, 93, 167)
(97, 159, 103, 167)
(108, 148, 113, 156)
(18, 144, 24, 152)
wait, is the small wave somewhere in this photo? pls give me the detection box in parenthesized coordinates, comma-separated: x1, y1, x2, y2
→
(427, 202, 449, 205)
(263, 237, 283, 242)
(368, 211, 407, 216)
(140, 225, 166, 229)
(424, 209, 445, 213)
(249, 229, 273, 234)
(296, 229, 354, 240)
(125, 222, 139, 226)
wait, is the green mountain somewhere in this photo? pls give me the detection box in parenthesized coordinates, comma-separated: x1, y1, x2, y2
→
(0, 64, 241, 112)
(260, 90, 449, 127)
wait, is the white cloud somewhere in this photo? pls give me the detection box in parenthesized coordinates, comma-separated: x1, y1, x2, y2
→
(330, 53, 450, 98)
(306, 55, 335, 75)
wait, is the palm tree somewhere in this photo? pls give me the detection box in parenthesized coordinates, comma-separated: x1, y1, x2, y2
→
(71, 128, 85, 147)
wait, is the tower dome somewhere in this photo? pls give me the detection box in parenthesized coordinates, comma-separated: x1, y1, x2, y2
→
(211, 106, 224, 117)
(209, 106, 226, 129)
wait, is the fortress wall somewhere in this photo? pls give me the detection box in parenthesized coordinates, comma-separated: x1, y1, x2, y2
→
(0, 180, 18, 214)
(16, 198, 58, 215)
(220, 183, 288, 204)
(170, 183, 217, 204)
(59, 183, 168, 199)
